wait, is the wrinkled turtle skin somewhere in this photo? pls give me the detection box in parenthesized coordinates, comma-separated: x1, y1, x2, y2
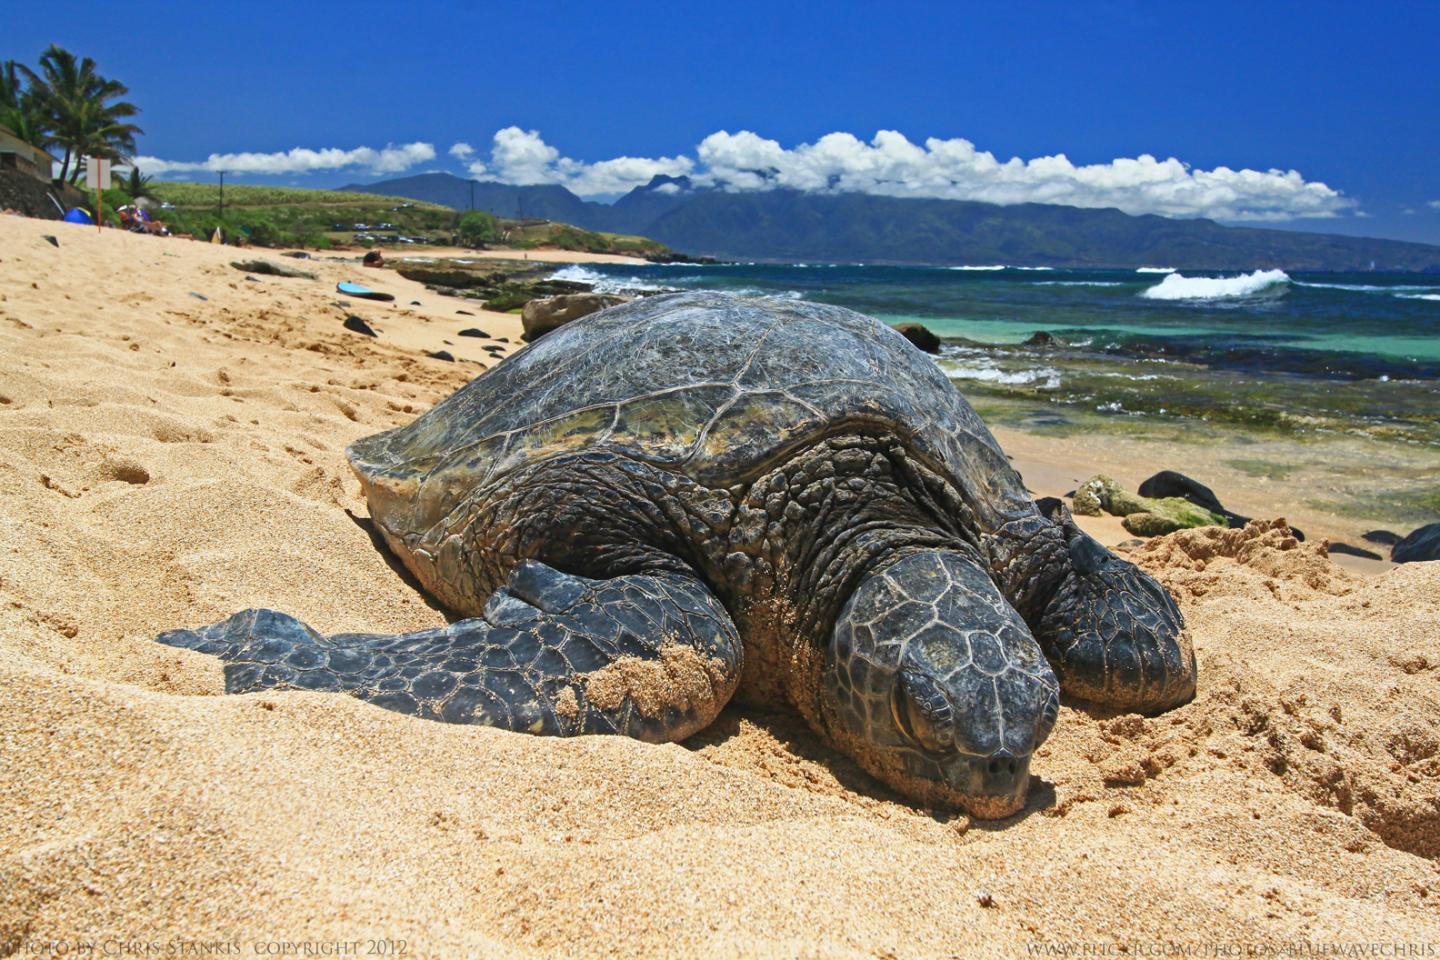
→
(159, 291, 1195, 817)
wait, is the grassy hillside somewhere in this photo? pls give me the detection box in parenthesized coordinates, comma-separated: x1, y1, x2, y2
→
(139, 182, 671, 256)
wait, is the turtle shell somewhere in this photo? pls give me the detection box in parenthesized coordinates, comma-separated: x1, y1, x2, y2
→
(349, 291, 1033, 546)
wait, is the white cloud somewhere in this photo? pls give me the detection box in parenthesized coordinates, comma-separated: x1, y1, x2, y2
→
(464, 127, 693, 196)
(446, 127, 1352, 220)
(1430, 200, 1440, 210)
(682, 129, 1353, 221)
(135, 127, 1360, 222)
(134, 142, 436, 177)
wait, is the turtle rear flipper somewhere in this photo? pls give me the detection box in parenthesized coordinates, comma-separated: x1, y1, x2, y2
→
(157, 561, 742, 743)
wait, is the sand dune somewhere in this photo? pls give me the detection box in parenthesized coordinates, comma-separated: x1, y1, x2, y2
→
(1, 216, 1436, 956)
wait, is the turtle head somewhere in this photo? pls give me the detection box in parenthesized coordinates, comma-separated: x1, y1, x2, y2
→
(820, 550, 1060, 818)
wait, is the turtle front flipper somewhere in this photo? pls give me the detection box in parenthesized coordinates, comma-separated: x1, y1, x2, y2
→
(1030, 501, 1196, 712)
(156, 561, 742, 743)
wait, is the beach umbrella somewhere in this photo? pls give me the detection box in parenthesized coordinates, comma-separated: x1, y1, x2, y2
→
(63, 208, 94, 225)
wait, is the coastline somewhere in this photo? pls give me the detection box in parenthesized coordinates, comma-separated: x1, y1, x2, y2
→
(2, 215, 1436, 953)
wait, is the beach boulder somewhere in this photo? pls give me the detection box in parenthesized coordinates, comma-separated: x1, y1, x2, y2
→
(1138, 469, 1307, 541)
(521, 293, 628, 342)
(1072, 474, 1226, 537)
(1391, 523, 1440, 563)
(893, 321, 941, 354)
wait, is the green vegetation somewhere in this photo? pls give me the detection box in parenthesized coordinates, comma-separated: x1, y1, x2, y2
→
(499, 220, 668, 256)
(457, 210, 500, 247)
(131, 181, 675, 254)
(1, 45, 141, 184)
(147, 182, 428, 207)
(143, 182, 453, 248)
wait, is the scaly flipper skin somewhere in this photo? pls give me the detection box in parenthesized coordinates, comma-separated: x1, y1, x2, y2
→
(820, 550, 1060, 817)
(1032, 500, 1196, 712)
(157, 561, 742, 743)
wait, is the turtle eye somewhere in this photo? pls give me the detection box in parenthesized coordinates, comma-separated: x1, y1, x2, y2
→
(892, 670, 954, 753)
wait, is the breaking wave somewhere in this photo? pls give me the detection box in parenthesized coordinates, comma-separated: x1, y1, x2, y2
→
(1140, 268, 1291, 301)
(547, 265, 673, 294)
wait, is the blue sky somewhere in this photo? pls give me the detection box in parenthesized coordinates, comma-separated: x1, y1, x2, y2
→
(8, 0, 1439, 243)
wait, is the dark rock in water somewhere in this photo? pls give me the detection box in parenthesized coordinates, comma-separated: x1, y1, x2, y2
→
(230, 259, 316, 280)
(1362, 529, 1402, 547)
(1328, 542, 1383, 561)
(1392, 523, 1440, 563)
(282, 251, 311, 259)
(458, 328, 489, 338)
(893, 322, 941, 354)
(42, 234, 58, 248)
(342, 315, 377, 337)
(1022, 331, 1061, 348)
(428, 350, 455, 362)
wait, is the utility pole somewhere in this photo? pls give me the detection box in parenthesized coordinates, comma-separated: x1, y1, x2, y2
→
(469, 178, 475, 211)
(218, 171, 225, 219)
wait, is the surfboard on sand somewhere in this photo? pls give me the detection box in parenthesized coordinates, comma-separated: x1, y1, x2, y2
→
(337, 281, 395, 302)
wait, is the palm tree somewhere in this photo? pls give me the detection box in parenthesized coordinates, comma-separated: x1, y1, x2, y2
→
(0, 59, 50, 149)
(123, 164, 153, 200)
(29, 45, 142, 183)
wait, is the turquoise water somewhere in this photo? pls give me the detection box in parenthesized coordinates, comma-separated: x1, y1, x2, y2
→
(548, 262, 1440, 447)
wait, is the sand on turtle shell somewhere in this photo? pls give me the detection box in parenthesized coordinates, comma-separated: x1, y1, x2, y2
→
(1, 215, 1437, 957)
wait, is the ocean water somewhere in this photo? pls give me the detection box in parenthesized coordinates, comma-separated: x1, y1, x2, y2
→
(549, 263, 1440, 451)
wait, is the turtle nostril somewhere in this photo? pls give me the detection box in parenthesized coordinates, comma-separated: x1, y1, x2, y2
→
(1007, 759, 1018, 775)
(988, 758, 1001, 774)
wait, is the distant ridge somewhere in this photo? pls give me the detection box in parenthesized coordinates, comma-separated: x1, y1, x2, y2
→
(340, 172, 1440, 272)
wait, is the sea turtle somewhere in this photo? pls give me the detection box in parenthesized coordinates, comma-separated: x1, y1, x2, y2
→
(158, 291, 1195, 817)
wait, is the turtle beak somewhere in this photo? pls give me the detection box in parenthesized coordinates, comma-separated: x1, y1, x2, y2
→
(944, 751, 1031, 819)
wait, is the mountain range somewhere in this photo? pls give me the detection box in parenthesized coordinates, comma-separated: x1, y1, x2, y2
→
(339, 172, 1440, 271)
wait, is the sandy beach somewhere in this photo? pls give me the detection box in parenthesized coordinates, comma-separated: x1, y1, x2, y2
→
(1, 215, 1437, 956)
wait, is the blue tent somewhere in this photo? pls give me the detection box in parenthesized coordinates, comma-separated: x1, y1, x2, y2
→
(63, 208, 93, 225)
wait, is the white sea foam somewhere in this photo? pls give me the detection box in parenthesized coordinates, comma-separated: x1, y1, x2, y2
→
(948, 264, 1054, 272)
(1031, 281, 1125, 287)
(1140, 268, 1290, 301)
(1398, 293, 1440, 301)
(547, 265, 672, 293)
(1294, 281, 1440, 294)
(943, 364, 1061, 388)
(1135, 266, 1176, 274)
